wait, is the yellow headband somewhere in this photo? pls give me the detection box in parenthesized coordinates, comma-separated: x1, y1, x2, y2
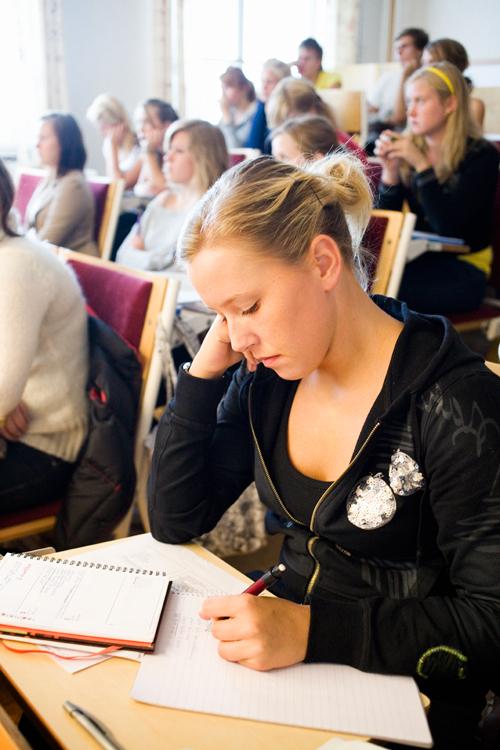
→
(425, 66, 455, 95)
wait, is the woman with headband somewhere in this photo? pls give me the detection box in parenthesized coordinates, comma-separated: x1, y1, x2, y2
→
(375, 60, 499, 314)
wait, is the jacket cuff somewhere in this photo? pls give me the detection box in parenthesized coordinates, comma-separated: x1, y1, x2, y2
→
(172, 366, 228, 424)
(305, 596, 367, 667)
(414, 166, 438, 187)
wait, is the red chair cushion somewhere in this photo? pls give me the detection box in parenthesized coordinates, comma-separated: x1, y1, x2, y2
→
(229, 153, 246, 167)
(68, 259, 152, 351)
(448, 305, 500, 326)
(13, 173, 44, 223)
(88, 181, 110, 241)
(0, 500, 62, 529)
(363, 215, 389, 289)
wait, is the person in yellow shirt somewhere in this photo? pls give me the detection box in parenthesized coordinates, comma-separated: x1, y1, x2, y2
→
(296, 38, 341, 89)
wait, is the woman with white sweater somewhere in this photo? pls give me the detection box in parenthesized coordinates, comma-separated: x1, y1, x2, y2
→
(0, 160, 89, 512)
(116, 119, 228, 273)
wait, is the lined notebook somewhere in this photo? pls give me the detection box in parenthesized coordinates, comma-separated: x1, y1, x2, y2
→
(0, 553, 171, 651)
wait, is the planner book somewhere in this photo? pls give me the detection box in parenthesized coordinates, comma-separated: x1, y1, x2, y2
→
(0, 553, 171, 651)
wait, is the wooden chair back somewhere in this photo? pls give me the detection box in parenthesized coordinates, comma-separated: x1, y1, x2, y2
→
(0, 251, 179, 543)
(0, 706, 32, 750)
(87, 176, 124, 260)
(365, 209, 415, 297)
(317, 89, 368, 144)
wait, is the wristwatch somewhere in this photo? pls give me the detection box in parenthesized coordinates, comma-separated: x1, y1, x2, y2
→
(181, 361, 192, 374)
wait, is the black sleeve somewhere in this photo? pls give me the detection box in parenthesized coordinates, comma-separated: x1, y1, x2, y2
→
(305, 371, 500, 682)
(375, 181, 406, 212)
(411, 144, 499, 239)
(148, 365, 255, 543)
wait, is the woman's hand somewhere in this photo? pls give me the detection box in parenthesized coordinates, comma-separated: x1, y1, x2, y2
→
(374, 130, 402, 184)
(188, 315, 248, 380)
(131, 232, 145, 250)
(375, 131, 430, 175)
(200, 594, 311, 671)
(0, 402, 30, 441)
(109, 122, 126, 147)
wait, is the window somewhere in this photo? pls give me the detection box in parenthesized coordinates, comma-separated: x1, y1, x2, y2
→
(183, 0, 334, 123)
(0, 1, 46, 158)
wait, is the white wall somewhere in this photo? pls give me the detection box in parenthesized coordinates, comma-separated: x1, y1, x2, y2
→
(359, 0, 499, 77)
(60, 0, 154, 172)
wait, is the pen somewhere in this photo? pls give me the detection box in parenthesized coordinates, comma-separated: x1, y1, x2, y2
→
(242, 563, 286, 595)
(63, 701, 126, 750)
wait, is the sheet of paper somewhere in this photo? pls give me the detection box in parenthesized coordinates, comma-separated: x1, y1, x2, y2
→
(131, 592, 432, 748)
(72, 534, 243, 595)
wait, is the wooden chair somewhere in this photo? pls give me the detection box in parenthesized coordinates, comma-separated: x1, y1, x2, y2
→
(447, 171, 500, 341)
(365, 209, 416, 297)
(317, 89, 368, 145)
(13, 168, 123, 260)
(0, 252, 179, 544)
(0, 706, 32, 750)
(228, 148, 261, 167)
(87, 176, 124, 260)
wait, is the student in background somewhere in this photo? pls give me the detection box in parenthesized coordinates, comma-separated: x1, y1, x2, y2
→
(117, 119, 228, 273)
(375, 61, 499, 314)
(296, 37, 341, 89)
(366, 27, 429, 152)
(134, 98, 179, 198)
(218, 66, 258, 149)
(0, 159, 88, 512)
(245, 59, 291, 153)
(266, 77, 368, 166)
(271, 114, 339, 165)
(148, 153, 500, 750)
(86, 93, 140, 188)
(25, 113, 97, 256)
(423, 38, 485, 129)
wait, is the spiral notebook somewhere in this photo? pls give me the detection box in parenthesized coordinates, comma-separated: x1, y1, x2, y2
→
(0, 552, 171, 651)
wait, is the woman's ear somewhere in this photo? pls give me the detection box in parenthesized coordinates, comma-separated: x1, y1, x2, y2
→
(308, 234, 342, 290)
(445, 95, 458, 116)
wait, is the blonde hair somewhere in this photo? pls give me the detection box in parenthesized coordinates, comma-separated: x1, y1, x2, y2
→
(180, 153, 372, 288)
(266, 77, 336, 129)
(165, 119, 228, 193)
(271, 115, 339, 160)
(262, 58, 291, 80)
(86, 94, 131, 129)
(403, 61, 481, 183)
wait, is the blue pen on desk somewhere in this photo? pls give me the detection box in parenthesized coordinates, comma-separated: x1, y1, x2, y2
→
(63, 701, 126, 750)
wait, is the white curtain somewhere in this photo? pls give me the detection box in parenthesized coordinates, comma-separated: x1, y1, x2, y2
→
(335, 0, 360, 66)
(41, 0, 69, 111)
(152, 0, 186, 115)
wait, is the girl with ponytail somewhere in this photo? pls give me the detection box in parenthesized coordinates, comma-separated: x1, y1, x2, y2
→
(148, 153, 500, 750)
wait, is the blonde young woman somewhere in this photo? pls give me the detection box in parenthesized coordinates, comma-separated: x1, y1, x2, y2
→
(116, 119, 228, 272)
(375, 60, 499, 314)
(147, 153, 500, 750)
(266, 77, 368, 166)
(86, 93, 140, 188)
(271, 114, 339, 165)
(422, 38, 485, 129)
(246, 59, 291, 153)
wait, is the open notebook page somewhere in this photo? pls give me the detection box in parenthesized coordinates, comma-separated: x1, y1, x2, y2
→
(132, 591, 432, 748)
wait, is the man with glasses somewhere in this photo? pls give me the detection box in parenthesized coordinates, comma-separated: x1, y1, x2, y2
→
(365, 27, 429, 153)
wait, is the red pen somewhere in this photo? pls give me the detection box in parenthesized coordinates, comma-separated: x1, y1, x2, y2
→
(242, 563, 286, 595)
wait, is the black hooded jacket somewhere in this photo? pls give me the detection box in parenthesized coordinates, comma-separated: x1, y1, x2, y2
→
(148, 297, 500, 689)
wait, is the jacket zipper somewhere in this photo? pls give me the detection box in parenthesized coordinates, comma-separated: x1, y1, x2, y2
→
(248, 382, 380, 599)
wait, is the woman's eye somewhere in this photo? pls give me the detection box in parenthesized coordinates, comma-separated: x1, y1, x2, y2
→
(242, 302, 259, 316)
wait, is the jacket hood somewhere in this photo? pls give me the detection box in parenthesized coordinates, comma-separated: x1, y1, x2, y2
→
(372, 296, 483, 421)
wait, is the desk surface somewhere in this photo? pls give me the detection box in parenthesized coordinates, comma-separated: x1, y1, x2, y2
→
(0, 537, 366, 750)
